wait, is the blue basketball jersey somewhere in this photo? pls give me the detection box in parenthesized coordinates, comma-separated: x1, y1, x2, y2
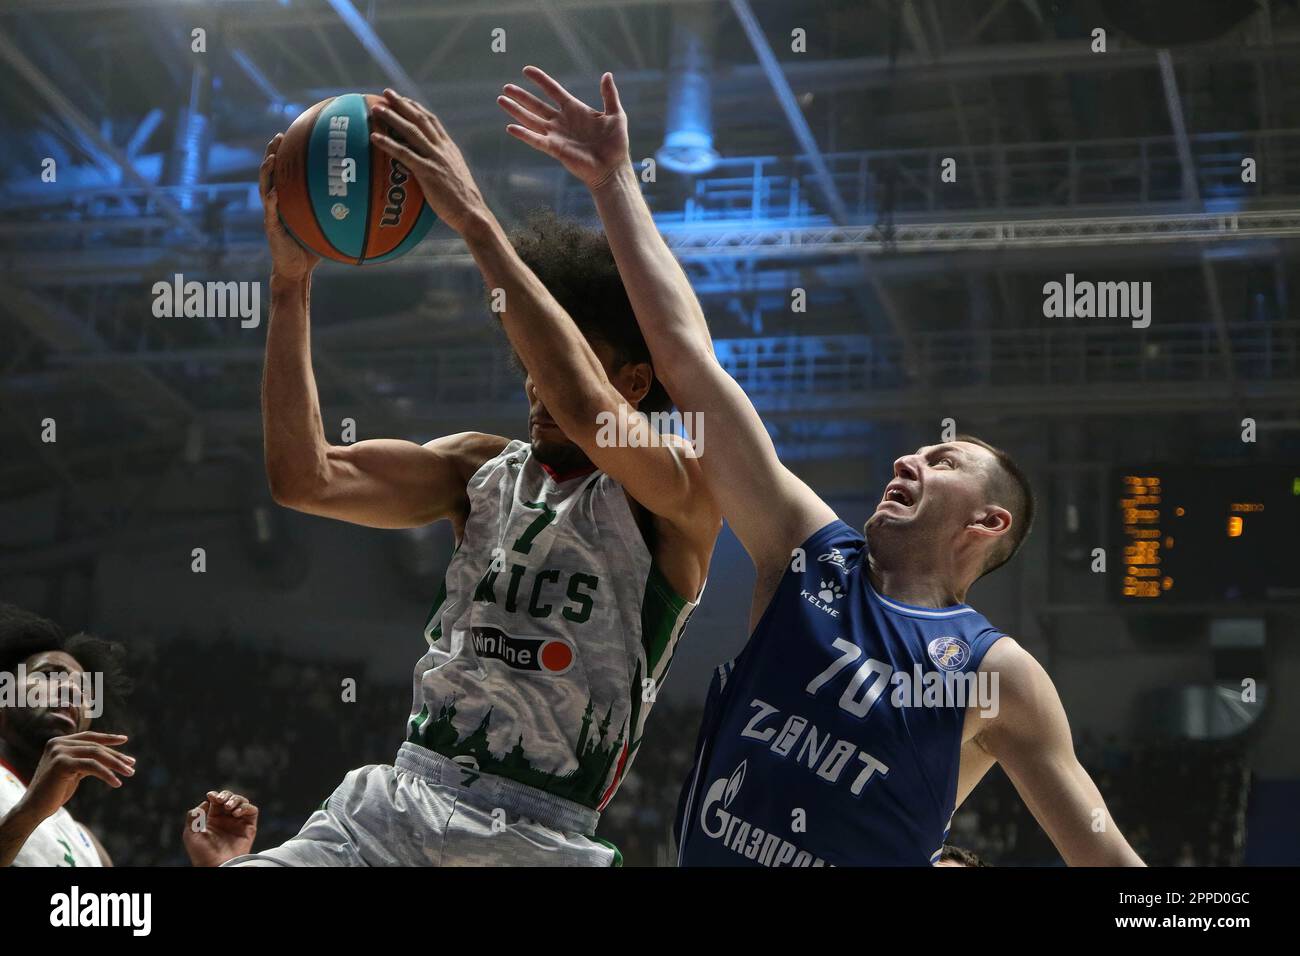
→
(675, 519, 1007, 866)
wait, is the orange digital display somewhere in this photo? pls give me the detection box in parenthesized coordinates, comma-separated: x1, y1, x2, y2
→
(1115, 468, 1299, 603)
(1120, 475, 1163, 598)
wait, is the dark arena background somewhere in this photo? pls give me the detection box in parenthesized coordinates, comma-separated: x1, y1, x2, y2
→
(1, 0, 1299, 880)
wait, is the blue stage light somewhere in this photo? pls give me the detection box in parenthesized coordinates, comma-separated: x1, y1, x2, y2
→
(656, 6, 720, 175)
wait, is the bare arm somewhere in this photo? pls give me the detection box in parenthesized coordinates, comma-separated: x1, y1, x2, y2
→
(973, 639, 1145, 866)
(465, 214, 714, 532)
(368, 91, 718, 556)
(258, 135, 506, 529)
(0, 804, 42, 866)
(500, 69, 833, 574)
(1, 732, 133, 867)
(590, 164, 833, 570)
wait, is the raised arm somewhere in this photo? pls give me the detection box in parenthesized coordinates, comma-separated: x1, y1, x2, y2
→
(974, 638, 1145, 866)
(258, 134, 507, 530)
(367, 91, 717, 555)
(498, 69, 834, 575)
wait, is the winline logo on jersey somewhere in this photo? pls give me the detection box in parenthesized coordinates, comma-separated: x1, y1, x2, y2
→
(595, 404, 704, 459)
(471, 626, 575, 675)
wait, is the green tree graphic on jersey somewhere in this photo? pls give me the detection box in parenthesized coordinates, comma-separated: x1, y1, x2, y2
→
(407, 695, 625, 807)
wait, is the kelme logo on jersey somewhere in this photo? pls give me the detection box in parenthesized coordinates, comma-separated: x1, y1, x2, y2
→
(927, 636, 970, 672)
(800, 583, 841, 618)
(471, 626, 575, 675)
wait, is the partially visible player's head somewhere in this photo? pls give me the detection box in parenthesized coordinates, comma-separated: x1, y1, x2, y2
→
(0, 604, 129, 765)
(508, 208, 670, 471)
(864, 435, 1034, 590)
(935, 844, 988, 867)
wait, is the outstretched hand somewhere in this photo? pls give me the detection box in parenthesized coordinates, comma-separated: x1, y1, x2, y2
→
(498, 67, 629, 190)
(18, 732, 134, 823)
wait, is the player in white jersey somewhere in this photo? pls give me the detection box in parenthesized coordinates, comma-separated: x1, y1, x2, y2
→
(0, 605, 130, 867)
(238, 90, 719, 866)
(0, 604, 259, 867)
(1, 747, 105, 867)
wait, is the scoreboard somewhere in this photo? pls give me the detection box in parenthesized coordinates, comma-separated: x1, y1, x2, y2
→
(1115, 465, 1300, 603)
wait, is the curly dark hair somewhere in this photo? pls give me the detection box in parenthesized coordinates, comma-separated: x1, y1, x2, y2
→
(939, 844, 990, 867)
(507, 208, 672, 415)
(0, 604, 132, 733)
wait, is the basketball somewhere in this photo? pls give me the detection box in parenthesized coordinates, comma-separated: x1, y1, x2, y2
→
(273, 93, 437, 265)
(15, 3, 1300, 927)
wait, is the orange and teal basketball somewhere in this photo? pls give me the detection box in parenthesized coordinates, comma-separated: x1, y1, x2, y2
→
(274, 93, 437, 265)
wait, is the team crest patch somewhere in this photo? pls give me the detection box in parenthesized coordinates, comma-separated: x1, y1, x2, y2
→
(927, 636, 970, 672)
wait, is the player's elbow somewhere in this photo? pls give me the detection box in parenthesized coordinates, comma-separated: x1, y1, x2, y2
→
(267, 473, 311, 509)
(266, 462, 325, 510)
(652, 342, 724, 398)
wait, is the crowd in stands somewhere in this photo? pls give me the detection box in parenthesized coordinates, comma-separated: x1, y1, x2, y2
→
(70, 636, 410, 866)
(69, 636, 1249, 867)
(947, 732, 1250, 866)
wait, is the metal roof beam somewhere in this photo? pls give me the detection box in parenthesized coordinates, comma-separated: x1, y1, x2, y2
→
(325, 0, 419, 95)
(0, 31, 204, 242)
(0, 282, 196, 426)
(728, 0, 920, 377)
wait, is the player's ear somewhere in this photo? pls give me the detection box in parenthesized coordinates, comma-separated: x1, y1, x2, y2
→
(968, 506, 1012, 539)
(618, 360, 653, 409)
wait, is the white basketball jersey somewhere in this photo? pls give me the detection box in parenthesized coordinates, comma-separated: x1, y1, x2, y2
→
(0, 761, 101, 867)
(407, 440, 699, 810)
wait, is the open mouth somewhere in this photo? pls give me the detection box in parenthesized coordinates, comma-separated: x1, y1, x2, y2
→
(881, 484, 916, 510)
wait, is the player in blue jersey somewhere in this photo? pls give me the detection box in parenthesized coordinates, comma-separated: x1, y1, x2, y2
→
(499, 68, 1144, 867)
